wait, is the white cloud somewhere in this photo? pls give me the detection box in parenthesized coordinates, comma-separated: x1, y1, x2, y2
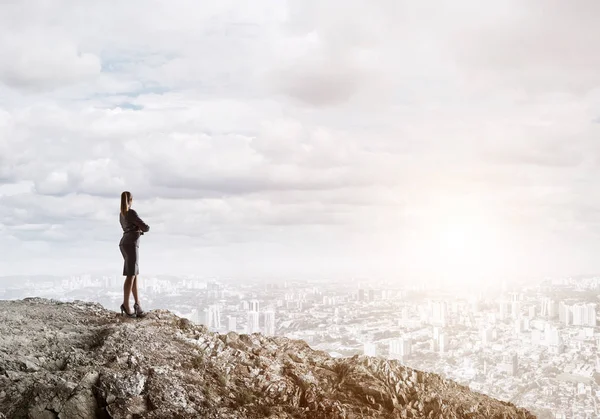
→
(1, 0, 600, 278)
(448, 0, 600, 94)
(0, 30, 101, 90)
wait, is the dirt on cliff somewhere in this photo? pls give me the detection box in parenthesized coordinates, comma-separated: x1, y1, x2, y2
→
(0, 298, 536, 418)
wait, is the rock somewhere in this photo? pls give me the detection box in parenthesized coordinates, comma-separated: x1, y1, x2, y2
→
(21, 357, 40, 372)
(0, 298, 536, 419)
(5, 371, 20, 381)
(59, 388, 97, 419)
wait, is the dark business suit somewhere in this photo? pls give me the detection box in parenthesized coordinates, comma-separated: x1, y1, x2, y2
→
(119, 209, 150, 276)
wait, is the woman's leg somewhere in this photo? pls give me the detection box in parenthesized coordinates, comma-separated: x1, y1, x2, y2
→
(132, 275, 139, 305)
(123, 275, 134, 310)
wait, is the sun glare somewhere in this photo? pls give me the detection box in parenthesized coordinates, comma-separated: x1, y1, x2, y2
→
(408, 197, 508, 286)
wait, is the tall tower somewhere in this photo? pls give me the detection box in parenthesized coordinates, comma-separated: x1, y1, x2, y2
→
(358, 289, 366, 302)
(587, 303, 597, 327)
(389, 338, 412, 360)
(205, 304, 221, 330)
(438, 333, 449, 354)
(511, 301, 521, 319)
(559, 302, 572, 326)
(247, 311, 260, 334)
(481, 327, 493, 347)
(431, 301, 447, 326)
(502, 353, 518, 376)
(540, 299, 549, 317)
(499, 301, 509, 320)
(264, 310, 276, 336)
(227, 315, 237, 332)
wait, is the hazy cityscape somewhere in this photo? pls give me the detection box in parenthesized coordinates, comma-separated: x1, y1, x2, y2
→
(3, 273, 600, 418)
(3, 1, 600, 418)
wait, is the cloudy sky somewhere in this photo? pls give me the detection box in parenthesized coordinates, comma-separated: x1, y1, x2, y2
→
(1, 0, 600, 281)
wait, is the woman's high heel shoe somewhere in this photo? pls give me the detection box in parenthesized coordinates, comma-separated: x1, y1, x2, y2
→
(133, 303, 147, 318)
(120, 304, 136, 318)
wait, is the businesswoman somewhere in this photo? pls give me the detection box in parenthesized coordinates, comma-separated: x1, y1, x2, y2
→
(119, 191, 150, 317)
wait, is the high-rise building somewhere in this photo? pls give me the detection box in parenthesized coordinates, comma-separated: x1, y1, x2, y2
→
(499, 301, 510, 320)
(541, 298, 558, 318)
(227, 315, 237, 332)
(501, 353, 518, 376)
(204, 304, 221, 330)
(572, 303, 585, 326)
(433, 326, 441, 341)
(483, 359, 490, 375)
(358, 289, 366, 302)
(431, 301, 447, 326)
(207, 281, 224, 300)
(559, 302, 572, 326)
(438, 333, 449, 353)
(389, 338, 412, 360)
(514, 318, 525, 335)
(528, 306, 536, 319)
(540, 299, 549, 317)
(548, 300, 558, 318)
(511, 301, 521, 319)
(264, 310, 276, 336)
(194, 307, 209, 326)
(545, 325, 560, 346)
(586, 303, 597, 327)
(402, 339, 412, 357)
(558, 301, 569, 323)
(247, 311, 260, 334)
(250, 299, 260, 312)
(562, 303, 596, 327)
(481, 327, 493, 346)
(189, 308, 201, 324)
(545, 325, 564, 354)
(363, 342, 377, 357)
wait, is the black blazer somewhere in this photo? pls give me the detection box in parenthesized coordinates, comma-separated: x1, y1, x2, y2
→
(119, 209, 150, 246)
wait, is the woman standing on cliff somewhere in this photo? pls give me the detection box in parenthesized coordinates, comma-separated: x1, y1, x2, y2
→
(119, 191, 150, 318)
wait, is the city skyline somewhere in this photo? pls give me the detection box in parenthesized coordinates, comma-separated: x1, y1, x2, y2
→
(2, 2, 600, 280)
(2, 272, 600, 417)
(3, 3, 600, 418)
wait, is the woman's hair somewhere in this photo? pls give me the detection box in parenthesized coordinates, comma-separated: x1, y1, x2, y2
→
(120, 191, 132, 216)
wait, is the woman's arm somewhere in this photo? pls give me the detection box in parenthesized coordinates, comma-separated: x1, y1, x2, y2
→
(128, 209, 150, 232)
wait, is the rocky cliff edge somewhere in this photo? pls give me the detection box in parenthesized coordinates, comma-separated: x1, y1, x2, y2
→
(0, 298, 536, 419)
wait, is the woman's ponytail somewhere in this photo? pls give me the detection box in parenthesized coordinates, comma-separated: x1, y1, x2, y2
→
(120, 191, 131, 216)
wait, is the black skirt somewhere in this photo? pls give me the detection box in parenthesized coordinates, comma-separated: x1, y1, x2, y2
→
(119, 244, 139, 276)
